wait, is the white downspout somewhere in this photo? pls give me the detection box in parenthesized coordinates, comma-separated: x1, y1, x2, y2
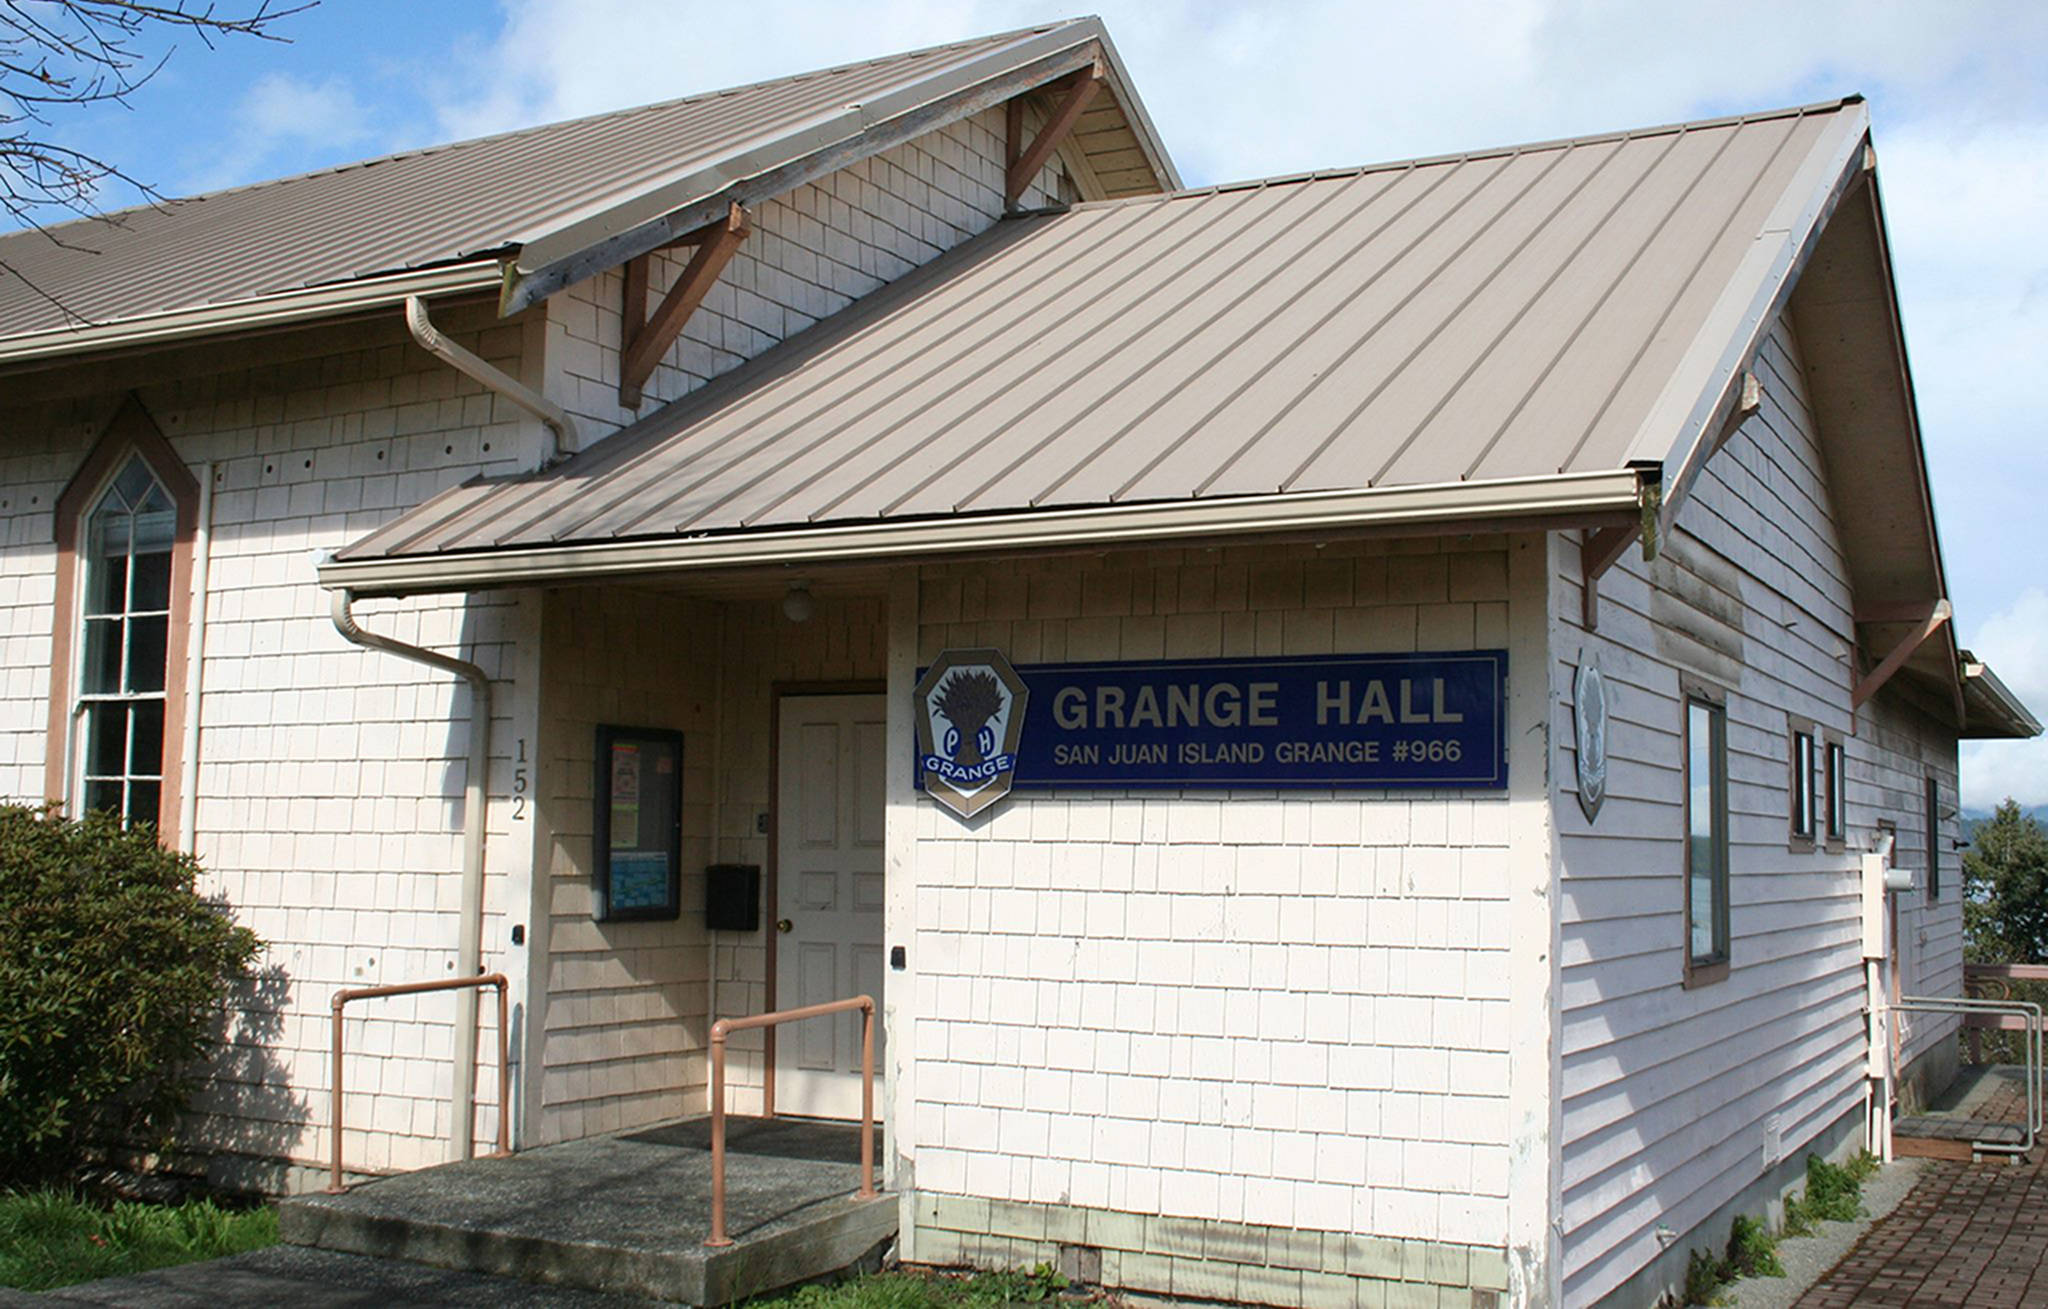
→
(178, 463, 214, 855)
(403, 295, 580, 464)
(331, 588, 493, 1161)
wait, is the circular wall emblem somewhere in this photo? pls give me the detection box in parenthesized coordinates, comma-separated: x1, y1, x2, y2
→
(1575, 652, 1608, 823)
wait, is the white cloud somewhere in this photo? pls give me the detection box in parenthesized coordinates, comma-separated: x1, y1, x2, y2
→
(182, 72, 374, 193)
(1962, 589, 2048, 810)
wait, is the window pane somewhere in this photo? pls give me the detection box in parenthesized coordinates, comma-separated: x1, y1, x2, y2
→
(131, 549, 172, 613)
(112, 456, 155, 507)
(86, 551, 127, 616)
(126, 781, 161, 828)
(1926, 777, 1941, 900)
(130, 700, 165, 778)
(87, 702, 128, 776)
(1793, 733, 1814, 837)
(88, 505, 132, 559)
(126, 615, 168, 693)
(131, 506, 175, 558)
(82, 617, 122, 693)
(84, 778, 123, 817)
(1687, 699, 1727, 966)
(1826, 743, 1845, 840)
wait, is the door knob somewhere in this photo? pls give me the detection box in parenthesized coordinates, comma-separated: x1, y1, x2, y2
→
(777, 918, 794, 933)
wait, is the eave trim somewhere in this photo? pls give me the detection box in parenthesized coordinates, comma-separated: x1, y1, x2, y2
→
(318, 468, 1645, 598)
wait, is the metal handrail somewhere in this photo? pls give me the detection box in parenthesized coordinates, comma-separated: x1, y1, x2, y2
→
(330, 973, 511, 1192)
(1894, 995, 2042, 1154)
(706, 994, 876, 1248)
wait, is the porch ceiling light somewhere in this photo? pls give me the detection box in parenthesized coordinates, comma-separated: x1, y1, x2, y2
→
(783, 581, 815, 623)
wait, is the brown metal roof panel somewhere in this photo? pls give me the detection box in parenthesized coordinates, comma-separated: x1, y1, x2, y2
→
(940, 169, 1439, 515)
(578, 196, 1241, 536)
(1105, 150, 1537, 506)
(795, 184, 1332, 523)
(1561, 112, 1821, 473)
(1221, 141, 1628, 497)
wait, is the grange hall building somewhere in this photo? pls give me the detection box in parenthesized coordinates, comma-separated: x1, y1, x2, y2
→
(0, 18, 2037, 1307)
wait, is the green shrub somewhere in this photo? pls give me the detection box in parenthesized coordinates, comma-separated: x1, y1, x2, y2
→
(1800, 1152, 1865, 1223)
(1725, 1213, 1783, 1279)
(0, 805, 260, 1184)
(1684, 1246, 1731, 1306)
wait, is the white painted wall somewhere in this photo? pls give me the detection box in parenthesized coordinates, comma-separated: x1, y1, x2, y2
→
(1552, 314, 1963, 1304)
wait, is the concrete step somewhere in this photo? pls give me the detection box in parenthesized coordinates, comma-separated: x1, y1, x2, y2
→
(279, 1118, 897, 1305)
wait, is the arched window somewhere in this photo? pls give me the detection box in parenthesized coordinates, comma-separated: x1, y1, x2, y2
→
(79, 457, 176, 825)
(45, 398, 198, 841)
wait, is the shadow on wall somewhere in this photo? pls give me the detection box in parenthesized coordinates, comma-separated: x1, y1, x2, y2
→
(177, 960, 313, 1195)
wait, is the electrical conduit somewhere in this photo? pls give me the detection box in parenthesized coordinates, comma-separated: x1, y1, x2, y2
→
(331, 588, 493, 1161)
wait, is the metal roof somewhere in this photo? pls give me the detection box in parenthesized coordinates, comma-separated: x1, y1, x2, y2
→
(329, 99, 1868, 583)
(0, 18, 1174, 353)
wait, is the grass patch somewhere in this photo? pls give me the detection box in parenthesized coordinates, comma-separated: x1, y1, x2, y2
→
(753, 1263, 1073, 1307)
(0, 1190, 276, 1292)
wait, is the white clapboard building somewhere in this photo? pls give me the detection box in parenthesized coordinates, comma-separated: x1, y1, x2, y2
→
(1, 18, 2036, 1306)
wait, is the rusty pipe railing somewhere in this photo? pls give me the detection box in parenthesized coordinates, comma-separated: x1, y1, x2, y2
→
(706, 995, 876, 1247)
(330, 973, 511, 1193)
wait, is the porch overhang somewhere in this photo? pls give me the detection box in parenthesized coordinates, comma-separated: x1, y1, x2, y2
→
(316, 468, 1647, 599)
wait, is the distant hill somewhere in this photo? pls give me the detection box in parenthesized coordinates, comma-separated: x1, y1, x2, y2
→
(1962, 804, 2048, 844)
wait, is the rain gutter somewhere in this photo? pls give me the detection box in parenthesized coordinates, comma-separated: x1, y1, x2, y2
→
(329, 588, 494, 1161)
(404, 295, 580, 464)
(318, 468, 1649, 598)
(0, 262, 504, 368)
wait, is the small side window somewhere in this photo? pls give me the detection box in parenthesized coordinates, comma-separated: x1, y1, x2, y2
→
(1824, 740, 1847, 847)
(1926, 775, 1942, 901)
(1686, 690, 1730, 985)
(1789, 725, 1816, 847)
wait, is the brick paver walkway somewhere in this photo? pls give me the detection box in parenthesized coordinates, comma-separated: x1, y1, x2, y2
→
(1797, 1070, 2048, 1307)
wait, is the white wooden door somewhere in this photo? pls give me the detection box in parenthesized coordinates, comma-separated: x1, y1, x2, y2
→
(773, 693, 887, 1119)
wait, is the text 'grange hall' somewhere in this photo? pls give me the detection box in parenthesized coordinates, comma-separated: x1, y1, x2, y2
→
(1, 15, 2037, 1308)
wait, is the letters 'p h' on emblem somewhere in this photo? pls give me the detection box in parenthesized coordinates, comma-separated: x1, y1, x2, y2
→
(914, 648, 1029, 818)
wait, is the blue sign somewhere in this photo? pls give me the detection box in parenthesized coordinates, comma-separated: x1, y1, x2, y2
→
(917, 650, 1507, 794)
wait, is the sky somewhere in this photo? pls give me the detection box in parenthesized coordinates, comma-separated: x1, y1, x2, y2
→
(16, 0, 2048, 807)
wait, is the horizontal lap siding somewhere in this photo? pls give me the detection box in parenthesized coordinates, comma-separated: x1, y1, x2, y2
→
(1554, 315, 1959, 1303)
(908, 538, 1524, 1249)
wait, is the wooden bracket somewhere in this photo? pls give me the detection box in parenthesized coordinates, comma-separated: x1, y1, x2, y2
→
(1852, 599, 1951, 710)
(1004, 63, 1103, 207)
(1580, 524, 1638, 631)
(1708, 371, 1763, 456)
(620, 202, 750, 408)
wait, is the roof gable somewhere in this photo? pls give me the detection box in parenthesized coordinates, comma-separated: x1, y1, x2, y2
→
(0, 19, 1174, 359)
(327, 100, 1864, 574)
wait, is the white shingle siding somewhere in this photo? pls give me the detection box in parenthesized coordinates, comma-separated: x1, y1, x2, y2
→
(546, 104, 1071, 437)
(530, 589, 886, 1143)
(1552, 314, 1962, 1303)
(897, 539, 1528, 1254)
(0, 310, 539, 1186)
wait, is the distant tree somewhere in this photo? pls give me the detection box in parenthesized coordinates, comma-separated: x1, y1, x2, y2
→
(4, 1, 313, 309)
(1964, 799, 2048, 963)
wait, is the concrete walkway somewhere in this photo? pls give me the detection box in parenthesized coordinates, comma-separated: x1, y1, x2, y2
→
(1798, 1068, 2048, 1307)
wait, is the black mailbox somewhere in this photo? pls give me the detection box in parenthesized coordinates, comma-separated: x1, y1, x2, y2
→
(705, 864, 761, 932)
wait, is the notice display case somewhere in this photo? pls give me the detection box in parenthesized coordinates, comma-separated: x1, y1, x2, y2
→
(593, 725, 683, 921)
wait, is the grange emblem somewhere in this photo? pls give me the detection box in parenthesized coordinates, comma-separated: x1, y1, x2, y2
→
(914, 648, 1029, 818)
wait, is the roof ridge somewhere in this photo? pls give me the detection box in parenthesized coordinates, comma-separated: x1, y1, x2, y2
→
(1058, 96, 1864, 215)
(1, 19, 1084, 245)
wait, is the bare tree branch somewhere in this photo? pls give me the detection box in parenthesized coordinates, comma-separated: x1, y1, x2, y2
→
(1, 0, 317, 322)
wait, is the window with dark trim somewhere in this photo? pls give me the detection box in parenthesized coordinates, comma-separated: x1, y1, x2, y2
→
(1926, 775, 1942, 901)
(1824, 739, 1847, 847)
(1789, 723, 1816, 847)
(45, 399, 198, 842)
(1685, 691, 1730, 984)
(78, 457, 175, 825)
